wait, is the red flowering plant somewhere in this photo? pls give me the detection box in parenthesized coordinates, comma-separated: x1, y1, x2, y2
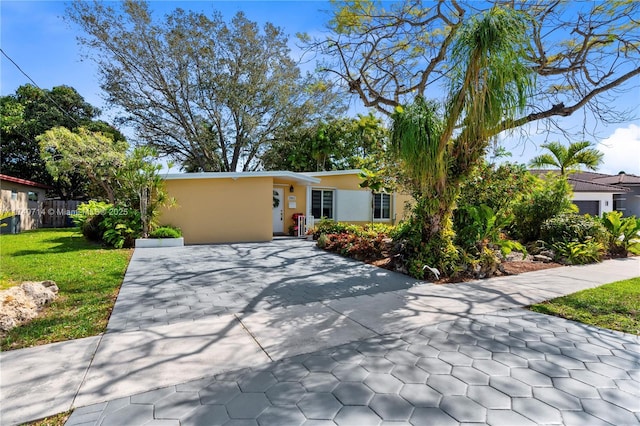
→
(289, 213, 305, 236)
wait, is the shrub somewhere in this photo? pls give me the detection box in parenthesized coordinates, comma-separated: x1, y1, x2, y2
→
(100, 205, 142, 248)
(511, 173, 575, 242)
(600, 211, 640, 257)
(72, 201, 112, 242)
(149, 226, 182, 239)
(391, 215, 459, 279)
(319, 232, 388, 261)
(457, 162, 534, 216)
(540, 213, 608, 245)
(552, 241, 604, 265)
(310, 218, 378, 239)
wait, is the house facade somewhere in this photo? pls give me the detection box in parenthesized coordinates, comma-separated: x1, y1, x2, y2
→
(0, 174, 50, 232)
(569, 172, 640, 217)
(159, 170, 411, 245)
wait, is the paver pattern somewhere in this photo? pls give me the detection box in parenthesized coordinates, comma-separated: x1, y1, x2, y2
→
(67, 309, 640, 426)
(108, 240, 419, 331)
(3, 241, 639, 426)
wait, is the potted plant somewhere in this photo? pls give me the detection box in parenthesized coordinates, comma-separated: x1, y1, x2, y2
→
(135, 225, 183, 248)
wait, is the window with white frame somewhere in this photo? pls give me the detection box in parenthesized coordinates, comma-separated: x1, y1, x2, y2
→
(373, 193, 391, 220)
(311, 189, 334, 219)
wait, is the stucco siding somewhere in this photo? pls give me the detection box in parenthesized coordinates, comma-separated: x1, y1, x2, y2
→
(273, 180, 308, 234)
(572, 192, 615, 215)
(0, 182, 44, 231)
(161, 177, 273, 244)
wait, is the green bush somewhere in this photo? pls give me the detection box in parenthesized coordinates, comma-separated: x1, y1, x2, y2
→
(511, 173, 576, 242)
(149, 226, 182, 239)
(600, 211, 640, 256)
(100, 206, 142, 248)
(72, 201, 113, 242)
(391, 215, 459, 279)
(457, 162, 534, 217)
(311, 218, 380, 239)
(540, 213, 608, 245)
(552, 241, 604, 265)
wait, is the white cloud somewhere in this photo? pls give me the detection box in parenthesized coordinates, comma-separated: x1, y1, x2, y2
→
(596, 124, 640, 175)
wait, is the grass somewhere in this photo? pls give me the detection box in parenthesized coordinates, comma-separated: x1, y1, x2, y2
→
(21, 411, 70, 426)
(0, 228, 131, 350)
(529, 277, 640, 335)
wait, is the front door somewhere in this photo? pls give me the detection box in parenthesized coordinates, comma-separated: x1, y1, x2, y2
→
(272, 188, 284, 234)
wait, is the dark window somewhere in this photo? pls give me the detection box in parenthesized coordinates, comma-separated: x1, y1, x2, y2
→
(28, 191, 38, 202)
(312, 189, 334, 219)
(374, 193, 391, 219)
(574, 200, 600, 216)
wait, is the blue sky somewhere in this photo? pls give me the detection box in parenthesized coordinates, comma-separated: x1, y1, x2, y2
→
(2, 1, 639, 174)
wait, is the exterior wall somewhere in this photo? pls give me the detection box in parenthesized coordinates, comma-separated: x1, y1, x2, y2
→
(394, 193, 414, 222)
(572, 192, 615, 216)
(0, 181, 44, 231)
(273, 179, 309, 235)
(308, 173, 412, 226)
(614, 186, 640, 217)
(160, 177, 273, 244)
(311, 173, 363, 191)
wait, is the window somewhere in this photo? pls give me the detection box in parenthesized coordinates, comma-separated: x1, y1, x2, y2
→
(11, 190, 17, 201)
(28, 191, 38, 202)
(311, 189, 334, 219)
(373, 193, 391, 220)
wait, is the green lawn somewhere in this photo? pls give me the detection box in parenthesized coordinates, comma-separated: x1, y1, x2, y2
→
(0, 228, 131, 350)
(529, 277, 640, 335)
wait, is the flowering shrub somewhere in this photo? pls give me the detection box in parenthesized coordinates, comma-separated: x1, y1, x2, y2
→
(319, 232, 389, 261)
(289, 213, 305, 236)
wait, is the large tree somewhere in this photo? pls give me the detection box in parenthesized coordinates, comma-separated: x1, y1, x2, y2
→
(0, 84, 123, 198)
(38, 127, 128, 203)
(68, 0, 344, 172)
(314, 0, 639, 131)
(529, 141, 604, 175)
(261, 114, 387, 172)
(389, 8, 534, 275)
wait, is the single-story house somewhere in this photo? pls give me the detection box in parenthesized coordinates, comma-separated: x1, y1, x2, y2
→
(159, 169, 412, 245)
(0, 174, 51, 232)
(531, 170, 639, 216)
(571, 172, 640, 218)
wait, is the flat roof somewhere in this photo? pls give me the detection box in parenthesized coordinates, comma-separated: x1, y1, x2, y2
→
(163, 171, 321, 184)
(302, 169, 362, 177)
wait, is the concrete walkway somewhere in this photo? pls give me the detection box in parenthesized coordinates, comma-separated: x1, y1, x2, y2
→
(0, 240, 638, 425)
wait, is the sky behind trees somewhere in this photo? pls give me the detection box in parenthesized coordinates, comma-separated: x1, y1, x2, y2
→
(2, 0, 639, 174)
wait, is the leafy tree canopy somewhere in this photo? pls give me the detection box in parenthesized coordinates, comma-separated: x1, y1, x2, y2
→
(529, 141, 604, 175)
(313, 0, 639, 135)
(261, 113, 386, 172)
(0, 84, 125, 199)
(68, 0, 345, 172)
(38, 127, 128, 203)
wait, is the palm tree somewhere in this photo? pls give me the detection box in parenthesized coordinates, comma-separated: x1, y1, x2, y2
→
(391, 7, 534, 274)
(529, 141, 604, 175)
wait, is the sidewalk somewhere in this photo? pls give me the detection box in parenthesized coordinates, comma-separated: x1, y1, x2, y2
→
(1, 252, 638, 425)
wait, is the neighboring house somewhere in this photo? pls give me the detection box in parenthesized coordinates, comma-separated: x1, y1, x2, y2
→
(0, 174, 50, 232)
(575, 172, 640, 218)
(160, 169, 412, 245)
(531, 170, 639, 216)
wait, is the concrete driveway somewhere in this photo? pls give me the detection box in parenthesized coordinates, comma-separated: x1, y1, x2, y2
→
(108, 239, 420, 332)
(1, 240, 639, 425)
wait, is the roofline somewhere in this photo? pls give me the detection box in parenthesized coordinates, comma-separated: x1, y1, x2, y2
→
(302, 169, 362, 177)
(568, 177, 629, 193)
(0, 174, 53, 189)
(163, 171, 321, 184)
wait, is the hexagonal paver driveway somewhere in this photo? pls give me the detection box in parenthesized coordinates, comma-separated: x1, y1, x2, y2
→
(66, 309, 640, 426)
